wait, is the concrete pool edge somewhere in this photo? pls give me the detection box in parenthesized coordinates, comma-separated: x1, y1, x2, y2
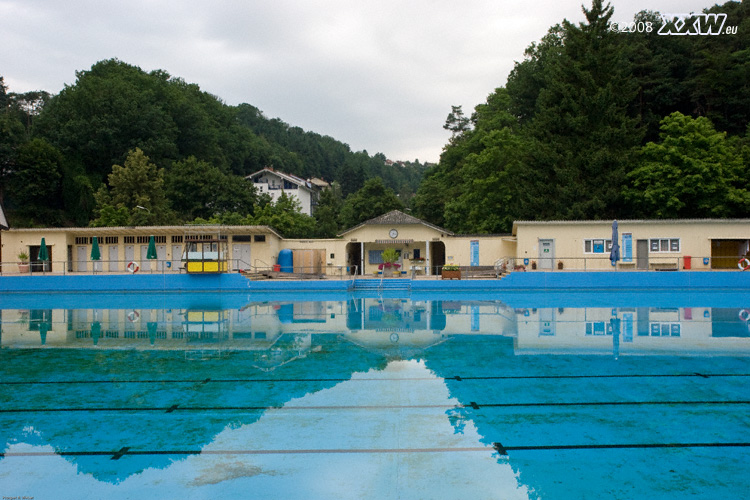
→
(0, 271, 748, 293)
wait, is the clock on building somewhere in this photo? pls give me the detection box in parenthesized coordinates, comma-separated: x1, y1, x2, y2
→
(389, 229, 398, 239)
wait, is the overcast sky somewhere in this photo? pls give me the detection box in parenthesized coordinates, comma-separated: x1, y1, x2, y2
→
(1, 0, 718, 163)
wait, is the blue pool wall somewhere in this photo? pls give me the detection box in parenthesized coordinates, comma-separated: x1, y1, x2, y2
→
(0, 271, 748, 293)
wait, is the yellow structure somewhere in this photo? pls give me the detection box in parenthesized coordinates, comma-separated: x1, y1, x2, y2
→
(513, 219, 750, 271)
(1, 213, 749, 275)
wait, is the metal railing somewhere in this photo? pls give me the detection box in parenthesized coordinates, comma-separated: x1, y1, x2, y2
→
(3, 256, 745, 278)
(515, 255, 740, 271)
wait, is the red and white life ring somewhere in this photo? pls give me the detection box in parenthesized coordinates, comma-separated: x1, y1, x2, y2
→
(127, 310, 140, 322)
(738, 258, 750, 271)
(740, 309, 750, 322)
(127, 261, 140, 273)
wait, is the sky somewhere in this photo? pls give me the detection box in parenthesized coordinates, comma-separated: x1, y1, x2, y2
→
(1, 0, 718, 163)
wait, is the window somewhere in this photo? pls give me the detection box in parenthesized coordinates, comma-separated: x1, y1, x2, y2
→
(124, 236, 135, 244)
(254, 235, 266, 243)
(233, 235, 252, 242)
(649, 238, 680, 253)
(583, 239, 612, 254)
(104, 236, 118, 244)
(75, 237, 89, 245)
(172, 235, 183, 243)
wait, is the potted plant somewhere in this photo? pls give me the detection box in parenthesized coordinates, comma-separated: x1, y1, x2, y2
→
(442, 264, 461, 280)
(378, 247, 401, 277)
(17, 251, 30, 273)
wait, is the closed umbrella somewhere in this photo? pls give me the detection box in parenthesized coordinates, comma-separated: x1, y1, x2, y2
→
(38, 238, 49, 273)
(609, 220, 620, 267)
(147, 235, 158, 260)
(38, 238, 49, 262)
(90, 236, 101, 261)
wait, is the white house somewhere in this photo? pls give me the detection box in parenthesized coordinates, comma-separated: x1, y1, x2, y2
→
(245, 167, 324, 216)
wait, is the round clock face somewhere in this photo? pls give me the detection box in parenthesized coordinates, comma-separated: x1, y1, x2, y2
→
(389, 229, 398, 239)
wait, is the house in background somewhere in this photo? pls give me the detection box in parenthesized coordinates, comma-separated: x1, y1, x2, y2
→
(245, 167, 327, 216)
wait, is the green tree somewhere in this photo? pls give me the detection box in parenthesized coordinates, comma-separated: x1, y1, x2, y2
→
(165, 156, 257, 221)
(626, 112, 749, 218)
(314, 182, 343, 237)
(91, 148, 175, 226)
(247, 191, 316, 238)
(517, 0, 643, 220)
(338, 177, 404, 229)
(8, 138, 64, 223)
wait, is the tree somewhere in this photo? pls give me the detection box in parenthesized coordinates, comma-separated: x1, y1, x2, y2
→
(165, 156, 257, 221)
(626, 112, 749, 218)
(91, 148, 175, 226)
(314, 182, 343, 237)
(247, 191, 317, 238)
(517, 0, 643, 220)
(8, 138, 64, 222)
(338, 177, 403, 229)
(443, 105, 471, 141)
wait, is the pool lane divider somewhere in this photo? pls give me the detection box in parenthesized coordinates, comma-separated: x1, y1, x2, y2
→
(2, 442, 750, 461)
(1, 399, 749, 414)
(2, 372, 748, 385)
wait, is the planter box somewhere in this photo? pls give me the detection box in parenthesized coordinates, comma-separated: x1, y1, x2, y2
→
(441, 269, 461, 280)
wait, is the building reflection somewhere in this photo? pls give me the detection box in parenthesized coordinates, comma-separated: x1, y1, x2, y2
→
(1, 299, 749, 360)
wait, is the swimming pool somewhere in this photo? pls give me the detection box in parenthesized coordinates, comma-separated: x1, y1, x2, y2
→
(1, 291, 748, 499)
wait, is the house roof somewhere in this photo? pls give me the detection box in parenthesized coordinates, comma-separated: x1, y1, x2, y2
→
(5, 224, 284, 239)
(245, 167, 315, 191)
(339, 210, 453, 236)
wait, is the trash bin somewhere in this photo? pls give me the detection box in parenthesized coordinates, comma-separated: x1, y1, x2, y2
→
(683, 256, 691, 270)
(273, 264, 281, 272)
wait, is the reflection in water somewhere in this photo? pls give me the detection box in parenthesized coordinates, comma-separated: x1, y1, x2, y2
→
(1, 295, 749, 498)
(0, 361, 530, 499)
(3, 299, 749, 357)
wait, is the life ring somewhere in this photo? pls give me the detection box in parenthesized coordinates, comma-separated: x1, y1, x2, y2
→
(127, 261, 140, 273)
(740, 309, 750, 322)
(738, 258, 750, 271)
(127, 310, 140, 322)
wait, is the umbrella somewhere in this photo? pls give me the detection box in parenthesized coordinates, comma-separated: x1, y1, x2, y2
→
(90, 236, 101, 261)
(91, 321, 101, 346)
(609, 220, 620, 267)
(38, 238, 49, 262)
(147, 235, 158, 260)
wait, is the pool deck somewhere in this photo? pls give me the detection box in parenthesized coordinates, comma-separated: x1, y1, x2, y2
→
(0, 271, 748, 293)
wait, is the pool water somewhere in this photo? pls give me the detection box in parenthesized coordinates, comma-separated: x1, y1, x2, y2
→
(0, 291, 748, 499)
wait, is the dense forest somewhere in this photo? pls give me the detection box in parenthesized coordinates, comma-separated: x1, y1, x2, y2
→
(0, 60, 424, 235)
(413, 0, 750, 233)
(2, 0, 749, 238)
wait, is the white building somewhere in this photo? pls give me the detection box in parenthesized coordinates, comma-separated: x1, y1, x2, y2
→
(245, 167, 325, 216)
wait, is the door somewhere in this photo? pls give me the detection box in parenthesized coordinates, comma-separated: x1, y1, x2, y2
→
(171, 244, 183, 271)
(108, 245, 119, 272)
(124, 245, 135, 267)
(636, 240, 649, 270)
(232, 244, 251, 270)
(76, 246, 87, 272)
(539, 239, 554, 270)
(140, 245, 151, 272)
(156, 245, 167, 271)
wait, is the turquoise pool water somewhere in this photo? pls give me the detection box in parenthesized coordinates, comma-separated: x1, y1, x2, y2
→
(0, 291, 748, 499)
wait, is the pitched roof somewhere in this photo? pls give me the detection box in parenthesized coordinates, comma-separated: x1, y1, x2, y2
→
(339, 210, 452, 236)
(245, 167, 314, 191)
